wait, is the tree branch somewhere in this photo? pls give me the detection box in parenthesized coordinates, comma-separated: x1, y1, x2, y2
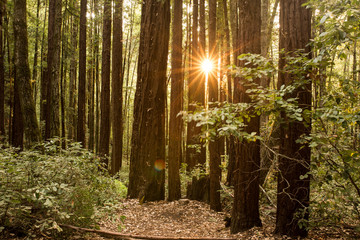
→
(60, 224, 237, 240)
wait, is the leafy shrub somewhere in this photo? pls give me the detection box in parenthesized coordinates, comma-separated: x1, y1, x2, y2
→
(0, 140, 127, 237)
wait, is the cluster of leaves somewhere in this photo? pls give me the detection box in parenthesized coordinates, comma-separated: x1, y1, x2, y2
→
(308, 78, 360, 227)
(186, 46, 360, 229)
(0, 140, 127, 238)
(184, 53, 308, 143)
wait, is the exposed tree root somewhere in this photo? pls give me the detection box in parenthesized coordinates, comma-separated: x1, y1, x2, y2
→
(60, 223, 237, 240)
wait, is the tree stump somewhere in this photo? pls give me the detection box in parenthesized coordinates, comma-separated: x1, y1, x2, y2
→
(186, 175, 210, 203)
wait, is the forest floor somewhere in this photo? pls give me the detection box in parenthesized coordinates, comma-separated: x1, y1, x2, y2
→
(72, 199, 360, 240)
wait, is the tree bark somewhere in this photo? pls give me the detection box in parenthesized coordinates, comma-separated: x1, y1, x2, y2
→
(199, 0, 206, 57)
(186, 0, 206, 171)
(99, 0, 112, 165)
(128, 0, 170, 201)
(45, 0, 62, 139)
(13, 0, 41, 146)
(168, 0, 183, 201)
(111, 0, 123, 174)
(226, 0, 238, 187)
(40, 0, 48, 137)
(12, 78, 24, 148)
(77, 0, 87, 147)
(32, 0, 41, 102)
(230, 0, 262, 233)
(275, 0, 312, 237)
(68, 1, 78, 141)
(0, 0, 4, 138)
(88, 0, 95, 151)
(208, 0, 222, 212)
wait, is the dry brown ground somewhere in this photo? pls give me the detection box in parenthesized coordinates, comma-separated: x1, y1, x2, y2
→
(92, 199, 360, 240)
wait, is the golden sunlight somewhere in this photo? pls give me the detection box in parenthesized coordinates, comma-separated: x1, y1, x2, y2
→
(201, 59, 214, 74)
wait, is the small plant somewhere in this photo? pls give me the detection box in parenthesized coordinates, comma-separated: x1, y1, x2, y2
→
(0, 139, 127, 238)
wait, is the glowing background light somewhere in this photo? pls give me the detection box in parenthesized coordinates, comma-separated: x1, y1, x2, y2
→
(201, 59, 213, 74)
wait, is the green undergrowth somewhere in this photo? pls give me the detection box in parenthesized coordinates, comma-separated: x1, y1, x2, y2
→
(0, 140, 127, 238)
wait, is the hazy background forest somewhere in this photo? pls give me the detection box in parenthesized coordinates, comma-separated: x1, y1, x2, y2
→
(0, 0, 360, 239)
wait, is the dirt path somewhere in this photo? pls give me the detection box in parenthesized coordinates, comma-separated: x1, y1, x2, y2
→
(95, 199, 359, 240)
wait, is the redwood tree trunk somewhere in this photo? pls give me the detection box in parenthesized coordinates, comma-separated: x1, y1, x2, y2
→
(99, 0, 112, 165)
(168, 0, 183, 201)
(111, 0, 123, 174)
(77, 0, 87, 147)
(0, 0, 4, 138)
(275, 0, 312, 237)
(13, 0, 41, 146)
(128, 0, 170, 202)
(45, 0, 62, 139)
(68, 3, 78, 141)
(186, 0, 205, 170)
(230, 0, 262, 233)
(12, 79, 24, 148)
(226, 0, 238, 187)
(208, 0, 222, 212)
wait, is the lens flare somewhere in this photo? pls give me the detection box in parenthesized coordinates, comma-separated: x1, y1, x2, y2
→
(154, 159, 165, 171)
(201, 59, 213, 74)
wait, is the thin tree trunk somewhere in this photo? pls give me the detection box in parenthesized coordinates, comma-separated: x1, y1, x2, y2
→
(111, 0, 123, 174)
(6, 7, 14, 143)
(40, 0, 48, 135)
(88, 0, 95, 151)
(77, 0, 87, 147)
(32, 0, 41, 101)
(226, 0, 238, 187)
(186, 0, 205, 170)
(12, 77, 24, 148)
(99, 0, 112, 165)
(0, 0, 4, 138)
(208, 0, 222, 212)
(168, 0, 183, 201)
(68, 1, 78, 141)
(60, 1, 69, 148)
(94, 1, 100, 153)
(199, 0, 206, 57)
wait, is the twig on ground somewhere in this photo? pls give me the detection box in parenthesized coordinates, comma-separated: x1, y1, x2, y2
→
(60, 224, 237, 240)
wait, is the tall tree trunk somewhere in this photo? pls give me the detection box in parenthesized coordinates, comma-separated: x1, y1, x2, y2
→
(226, 0, 238, 187)
(45, 0, 62, 139)
(199, 0, 206, 57)
(32, 0, 41, 101)
(128, 0, 170, 202)
(230, 0, 262, 233)
(12, 78, 24, 148)
(94, 0, 100, 153)
(88, 0, 95, 151)
(6, 15, 14, 143)
(77, 0, 87, 147)
(111, 0, 123, 174)
(222, 0, 231, 101)
(40, 0, 48, 135)
(208, 0, 222, 212)
(168, 0, 183, 201)
(0, 0, 4, 138)
(275, 0, 312, 237)
(99, 0, 112, 166)
(186, 0, 205, 170)
(14, 0, 41, 145)
(68, 1, 78, 141)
